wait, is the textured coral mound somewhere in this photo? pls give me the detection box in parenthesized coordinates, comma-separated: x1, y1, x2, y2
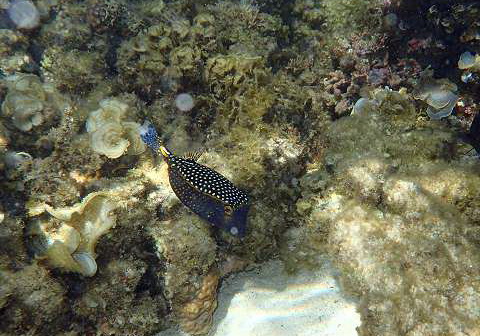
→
(292, 89, 480, 336)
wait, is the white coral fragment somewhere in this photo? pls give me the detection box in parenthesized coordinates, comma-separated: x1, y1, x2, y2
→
(86, 98, 145, 158)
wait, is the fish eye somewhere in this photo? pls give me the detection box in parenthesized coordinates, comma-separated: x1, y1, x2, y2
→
(230, 226, 239, 235)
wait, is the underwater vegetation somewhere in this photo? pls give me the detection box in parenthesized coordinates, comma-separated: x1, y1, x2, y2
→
(0, 0, 479, 335)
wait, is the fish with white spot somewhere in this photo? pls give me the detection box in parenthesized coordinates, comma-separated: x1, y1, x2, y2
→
(140, 121, 250, 237)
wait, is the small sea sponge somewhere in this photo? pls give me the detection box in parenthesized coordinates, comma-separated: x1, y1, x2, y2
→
(7, 0, 40, 30)
(174, 93, 195, 112)
(86, 98, 145, 158)
(351, 97, 379, 116)
(28, 192, 120, 276)
(1, 74, 53, 131)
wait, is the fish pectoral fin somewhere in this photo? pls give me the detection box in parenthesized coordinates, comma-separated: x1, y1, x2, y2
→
(224, 205, 233, 217)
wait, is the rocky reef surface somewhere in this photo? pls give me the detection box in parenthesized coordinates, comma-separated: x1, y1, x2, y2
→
(0, 0, 479, 335)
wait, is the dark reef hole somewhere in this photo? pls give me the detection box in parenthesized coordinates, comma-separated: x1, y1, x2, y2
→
(99, 155, 138, 179)
(135, 263, 164, 298)
(105, 33, 123, 78)
(386, 0, 479, 80)
(257, 0, 296, 25)
(0, 187, 27, 218)
(61, 273, 89, 300)
(133, 236, 171, 315)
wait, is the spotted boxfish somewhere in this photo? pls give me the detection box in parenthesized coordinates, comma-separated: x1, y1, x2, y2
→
(139, 121, 250, 237)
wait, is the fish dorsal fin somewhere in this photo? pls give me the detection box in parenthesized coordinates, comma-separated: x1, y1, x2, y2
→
(183, 150, 204, 162)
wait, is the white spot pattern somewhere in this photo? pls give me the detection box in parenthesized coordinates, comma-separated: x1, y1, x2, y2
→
(169, 155, 249, 206)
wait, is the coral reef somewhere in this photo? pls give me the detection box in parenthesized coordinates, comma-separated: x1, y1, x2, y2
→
(2, 0, 480, 335)
(289, 88, 480, 335)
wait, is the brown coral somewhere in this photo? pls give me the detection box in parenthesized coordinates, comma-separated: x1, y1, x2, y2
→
(177, 271, 220, 335)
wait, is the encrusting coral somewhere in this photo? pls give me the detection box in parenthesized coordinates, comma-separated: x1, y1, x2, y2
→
(287, 88, 480, 336)
(178, 271, 220, 335)
(413, 69, 459, 120)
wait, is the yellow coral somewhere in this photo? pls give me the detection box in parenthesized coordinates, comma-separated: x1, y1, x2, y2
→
(86, 98, 145, 158)
(28, 192, 119, 276)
